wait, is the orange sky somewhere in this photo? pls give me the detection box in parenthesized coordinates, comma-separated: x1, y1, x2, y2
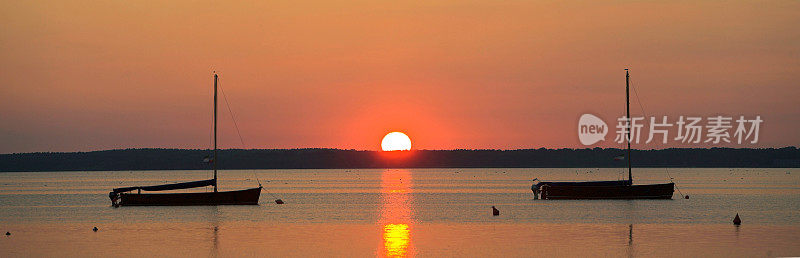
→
(1, 1, 798, 153)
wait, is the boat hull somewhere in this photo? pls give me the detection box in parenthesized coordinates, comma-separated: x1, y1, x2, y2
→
(539, 183, 674, 200)
(119, 187, 262, 206)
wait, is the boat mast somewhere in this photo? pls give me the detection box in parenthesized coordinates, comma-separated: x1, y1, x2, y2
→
(213, 73, 218, 192)
(625, 69, 632, 184)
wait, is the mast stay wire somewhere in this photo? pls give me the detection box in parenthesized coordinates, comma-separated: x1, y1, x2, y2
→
(629, 71, 685, 196)
(629, 74, 648, 119)
(217, 78, 268, 191)
(217, 79, 246, 148)
(665, 168, 686, 198)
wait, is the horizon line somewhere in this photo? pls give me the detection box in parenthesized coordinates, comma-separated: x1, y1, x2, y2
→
(3, 146, 798, 155)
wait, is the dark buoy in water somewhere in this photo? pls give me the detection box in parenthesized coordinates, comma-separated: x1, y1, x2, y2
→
(275, 199, 284, 204)
(492, 206, 500, 216)
(93, 227, 98, 232)
(5, 232, 9, 236)
(685, 195, 690, 199)
(733, 213, 742, 225)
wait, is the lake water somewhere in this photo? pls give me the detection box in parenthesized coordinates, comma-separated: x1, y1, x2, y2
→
(1, 168, 799, 257)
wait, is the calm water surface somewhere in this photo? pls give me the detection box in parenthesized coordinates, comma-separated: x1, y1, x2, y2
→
(1, 168, 799, 257)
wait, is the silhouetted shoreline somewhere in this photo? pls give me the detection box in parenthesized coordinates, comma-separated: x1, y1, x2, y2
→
(1, 147, 798, 172)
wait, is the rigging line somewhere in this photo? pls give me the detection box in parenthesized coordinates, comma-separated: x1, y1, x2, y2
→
(217, 79, 246, 148)
(664, 168, 686, 198)
(629, 74, 648, 118)
(254, 174, 261, 186)
(217, 78, 267, 191)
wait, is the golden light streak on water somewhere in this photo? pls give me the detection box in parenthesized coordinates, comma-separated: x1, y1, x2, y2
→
(383, 223, 410, 257)
(380, 169, 414, 257)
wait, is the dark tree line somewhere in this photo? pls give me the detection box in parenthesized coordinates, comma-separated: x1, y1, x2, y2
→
(1, 147, 798, 172)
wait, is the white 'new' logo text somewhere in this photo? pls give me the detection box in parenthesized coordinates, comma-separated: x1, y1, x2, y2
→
(579, 114, 608, 145)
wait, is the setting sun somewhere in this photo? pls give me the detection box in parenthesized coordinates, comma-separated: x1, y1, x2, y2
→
(381, 132, 412, 151)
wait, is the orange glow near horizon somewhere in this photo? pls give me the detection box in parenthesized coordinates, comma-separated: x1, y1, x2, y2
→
(380, 169, 414, 257)
(381, 132, 412, 151)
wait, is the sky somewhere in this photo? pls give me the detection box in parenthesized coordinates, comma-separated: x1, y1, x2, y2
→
(1, 0, 798, 153)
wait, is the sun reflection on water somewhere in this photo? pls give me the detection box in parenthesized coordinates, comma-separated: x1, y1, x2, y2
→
(380, 169, 414, 257)
(383, 223, 410, 257)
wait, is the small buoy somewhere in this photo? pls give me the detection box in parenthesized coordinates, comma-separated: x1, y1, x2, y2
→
(733, 213, 742, 225)
(492, 206, 500, 216)
(93, 227, 98, 232)
(685, 195, 690, 199)
(5, 232, 9, 236)
(275, 199, 284, 204)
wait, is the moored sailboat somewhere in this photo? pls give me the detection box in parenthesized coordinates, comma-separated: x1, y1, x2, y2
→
(532, 69, 674, 200)
(109, 73, 261, 206)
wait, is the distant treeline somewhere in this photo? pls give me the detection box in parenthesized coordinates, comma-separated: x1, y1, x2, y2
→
(1, 147, 799, 172)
